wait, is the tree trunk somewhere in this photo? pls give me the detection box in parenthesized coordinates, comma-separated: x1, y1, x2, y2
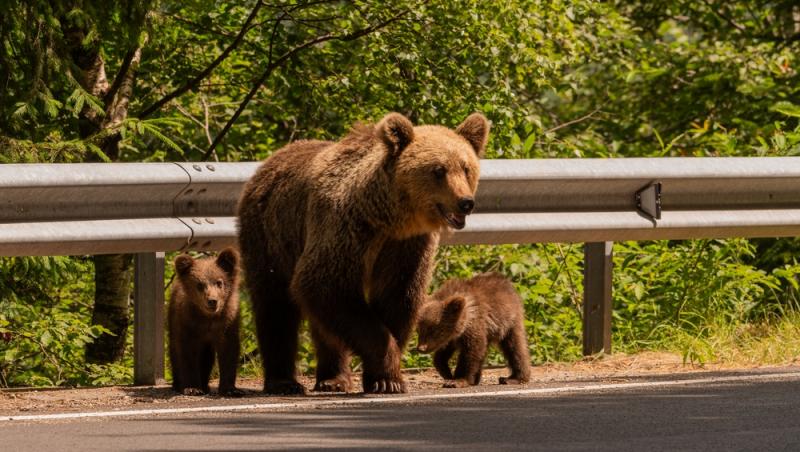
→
(63, 15, 144, 364)
(86, 254, 134, 363)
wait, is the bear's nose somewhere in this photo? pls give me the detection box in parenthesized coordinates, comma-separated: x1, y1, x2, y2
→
(207, 299, 218, 310)
(457, 197, 475, 214)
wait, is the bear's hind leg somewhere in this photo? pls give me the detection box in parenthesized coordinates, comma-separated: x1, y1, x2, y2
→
(311, 324, 352, 392)
(217, 322, 243, 397)
(200, 344, 215, 394)
(498, 323, 531, 385)
(250, 275, 305, 395)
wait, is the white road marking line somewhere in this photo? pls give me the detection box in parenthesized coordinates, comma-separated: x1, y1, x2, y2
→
(4, 371, 800, 422)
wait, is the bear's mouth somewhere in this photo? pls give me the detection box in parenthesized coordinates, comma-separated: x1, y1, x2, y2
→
(436, 203, 466, 230)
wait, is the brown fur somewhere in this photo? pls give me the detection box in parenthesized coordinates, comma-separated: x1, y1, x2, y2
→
(237, 113, 490, 394)
(417, 272, 531, 387)
(168, 248, 242, 396)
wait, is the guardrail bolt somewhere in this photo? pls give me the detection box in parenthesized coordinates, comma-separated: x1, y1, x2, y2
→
(192, 164, 202, 172)
(206, 164, 216, 172)
(205, 218, 215, 224)
(191, 218, 202, 225)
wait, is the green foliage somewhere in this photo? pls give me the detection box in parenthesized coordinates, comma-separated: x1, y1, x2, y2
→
(0, 257, 131, 386)
(3, 0, 800, 386)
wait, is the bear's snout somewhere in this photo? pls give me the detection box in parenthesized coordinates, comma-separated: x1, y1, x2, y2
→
(417, 343, 428, 352)
(457, 197, 475, 215)
(207, 298, 218, 310)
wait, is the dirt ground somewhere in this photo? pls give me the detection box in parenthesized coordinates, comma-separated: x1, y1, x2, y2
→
(0, 351, 790, 417)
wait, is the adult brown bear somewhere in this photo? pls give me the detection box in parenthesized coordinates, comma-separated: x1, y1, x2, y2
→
(237, 112, 489, 394)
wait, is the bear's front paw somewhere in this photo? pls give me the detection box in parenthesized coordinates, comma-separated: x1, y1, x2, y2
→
(182, 387, 207, 396)
(264, 379, 306, 396)
(363, 376, 406, 394)
(314, 376, 352, 393)
(218, 387, 247, 397)
(498, 376, 528, 385)
(442, 379, 470, 389)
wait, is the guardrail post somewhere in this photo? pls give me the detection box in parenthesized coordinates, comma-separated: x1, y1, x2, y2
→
(583, 242, 613, 355)
(134, 252, 165, 385)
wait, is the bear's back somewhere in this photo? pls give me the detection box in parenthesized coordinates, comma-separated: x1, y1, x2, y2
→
(436, 272, 523, 342)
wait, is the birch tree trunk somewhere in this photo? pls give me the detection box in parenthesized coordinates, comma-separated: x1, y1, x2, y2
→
(63, 18, 144, 364)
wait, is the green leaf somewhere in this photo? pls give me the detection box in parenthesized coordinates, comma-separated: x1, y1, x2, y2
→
(771, 102, 800, 118)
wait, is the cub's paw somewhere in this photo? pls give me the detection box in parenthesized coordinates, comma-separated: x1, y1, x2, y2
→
(314, 376, 352, 393)
(218, 387, 247, 397)
(363, 376, 406, 394)
(442, 379, 470, 389)
(498, 376, 528, 385)
(264, 379, 306, 396)
(182, 387, 207, 396)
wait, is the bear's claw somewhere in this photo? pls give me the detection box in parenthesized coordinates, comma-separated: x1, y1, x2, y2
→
(442, 379, 470, 389)
(498, 376, 527, 385)
(264, 379, 306, 396)
(364, 378, 406, 394)
(182, 387, 207, 396)
(218, 387, 247, 397)
(314, 377, 352, 393)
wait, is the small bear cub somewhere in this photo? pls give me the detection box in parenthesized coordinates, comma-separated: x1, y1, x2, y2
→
(168, 248, 242, 396)
(416, 272, 531, 388)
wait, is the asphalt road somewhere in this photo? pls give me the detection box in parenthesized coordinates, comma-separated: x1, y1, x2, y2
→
(5, 372, 800, 451)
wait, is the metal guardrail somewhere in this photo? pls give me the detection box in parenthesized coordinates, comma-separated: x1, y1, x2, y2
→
(2, 157, 800, 384)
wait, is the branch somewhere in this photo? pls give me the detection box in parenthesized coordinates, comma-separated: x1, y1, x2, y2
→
(138, 0, 264, 119)
(702, 0, 747, 32)
(543, 107, 603, 134)
(201, 8, 410, 160)
(103, 47, 137, 106)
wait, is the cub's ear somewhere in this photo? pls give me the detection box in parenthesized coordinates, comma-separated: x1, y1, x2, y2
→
(456, 112, 490, 157)
(376, 112, 414, 157)
(442, 296, 467, 323)
(174, 254, 194, 277)
(216, 247, 239, 277)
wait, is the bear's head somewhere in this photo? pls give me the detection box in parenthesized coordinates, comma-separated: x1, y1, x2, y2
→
(377, 112, 490, 236)
(416, 294, 475, 353)
(174, 248, 239, 316)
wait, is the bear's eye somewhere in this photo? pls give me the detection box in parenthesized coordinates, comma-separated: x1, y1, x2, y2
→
(432, 166, 446, 180)
(215, 280, 224, 289)
(196, 282, 205, 291)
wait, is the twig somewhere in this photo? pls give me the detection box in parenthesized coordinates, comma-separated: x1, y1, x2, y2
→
(201, 8, 410, 160)
(138, 0, 264, 119)
(543, 107, 603, 135)
(702, 0, 746, 32)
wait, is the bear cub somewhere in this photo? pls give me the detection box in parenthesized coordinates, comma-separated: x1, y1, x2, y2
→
(168, 248, 242, 396)
(416, 272, 531, 388)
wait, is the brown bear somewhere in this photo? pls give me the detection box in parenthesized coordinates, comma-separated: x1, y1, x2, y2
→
(416, 272, 531, 388)
(168, 248, 242, 396)
(237, 112, 490, 394)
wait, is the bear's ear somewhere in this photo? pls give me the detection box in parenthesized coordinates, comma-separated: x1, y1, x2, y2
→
(442, 296, 467, 324)
(456, 112, 490, 157)
(216, 247, 239, 277)
(376, 112, 414, 157)
(174, 254, 194, 277)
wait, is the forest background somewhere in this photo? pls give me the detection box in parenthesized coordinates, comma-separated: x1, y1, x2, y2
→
(2, 0, 800, 387)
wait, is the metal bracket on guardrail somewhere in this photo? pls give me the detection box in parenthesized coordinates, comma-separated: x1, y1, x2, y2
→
(635, 181, 662, 221)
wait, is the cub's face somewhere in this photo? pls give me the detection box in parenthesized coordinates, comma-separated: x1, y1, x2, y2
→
(174, 248, 239, 316)
(376, 113, 490, 236)
(416, 295, 469, 353)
